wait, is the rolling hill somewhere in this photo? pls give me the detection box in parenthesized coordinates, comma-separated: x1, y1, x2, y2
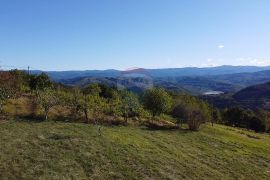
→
(233, 82, 270, 109)
(201, 81, 270, 110)
(59, 70, 270, 95)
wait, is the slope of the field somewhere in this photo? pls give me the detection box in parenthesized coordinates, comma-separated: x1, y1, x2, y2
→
(0, 121, 270, 179)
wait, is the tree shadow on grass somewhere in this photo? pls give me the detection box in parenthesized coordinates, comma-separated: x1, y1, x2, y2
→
(140, 126, 192, 134)
(15, 115, 45, 123)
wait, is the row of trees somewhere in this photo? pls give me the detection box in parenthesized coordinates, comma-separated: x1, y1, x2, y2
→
(0, 70, 215, 131)
(223, 107, 270, 132)
(2, 70, 268, 132)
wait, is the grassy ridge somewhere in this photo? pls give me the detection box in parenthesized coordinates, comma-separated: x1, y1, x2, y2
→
(0, 120, 270, 179)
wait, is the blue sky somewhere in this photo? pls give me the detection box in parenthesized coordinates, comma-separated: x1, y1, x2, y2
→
(0, 0, 270, 70)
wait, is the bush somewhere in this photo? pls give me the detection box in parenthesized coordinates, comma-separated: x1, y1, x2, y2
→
(186, 107, 206, 131)
(172, 94, 211, 130)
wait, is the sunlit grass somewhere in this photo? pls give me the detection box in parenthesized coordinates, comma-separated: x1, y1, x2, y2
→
(0, 120, 269, 179)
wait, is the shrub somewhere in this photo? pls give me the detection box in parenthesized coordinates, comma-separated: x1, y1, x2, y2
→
(172, 94, 211, 130)
(186, 107, 206, 131)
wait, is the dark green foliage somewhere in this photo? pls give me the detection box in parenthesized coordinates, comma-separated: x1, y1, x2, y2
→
(212, 108, 222, 125)
(224, 107, 252, 127)
(223, 107, 268, 132)
(82, 83, 102, 96)
(29, 73, 52, 91)
(120, 91, 143, 123)
(98, 84, 117, 99)
(143, 88, 173, 117)
(172, 94, 212, 130)
(248, 117, 266, 133)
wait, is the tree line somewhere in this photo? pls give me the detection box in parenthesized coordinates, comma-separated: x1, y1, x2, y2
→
(0, 70, 269, 133)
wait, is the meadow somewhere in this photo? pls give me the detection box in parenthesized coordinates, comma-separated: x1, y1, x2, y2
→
(1, 120, 270, 179)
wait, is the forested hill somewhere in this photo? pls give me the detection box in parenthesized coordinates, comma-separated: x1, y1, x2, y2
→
(59, 70, 270, 95)
(201, 81, 270, 110)
(234, 82, 270, 100)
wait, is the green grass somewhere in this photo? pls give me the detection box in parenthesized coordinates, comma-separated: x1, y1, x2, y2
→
(0, 120, 270, 179)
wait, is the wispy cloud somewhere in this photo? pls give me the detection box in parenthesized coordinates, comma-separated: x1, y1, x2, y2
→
(218, 44, 224, 49)
(236, 58, 270, 66)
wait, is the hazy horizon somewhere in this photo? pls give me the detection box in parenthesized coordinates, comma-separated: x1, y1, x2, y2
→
(1, 64, 270, 72)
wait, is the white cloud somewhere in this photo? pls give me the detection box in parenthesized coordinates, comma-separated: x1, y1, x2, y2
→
(218, 44, 224, 49)
(207, 58, 213, 63)
(196, 58, 220, 67)
(236, 58, 270, 66)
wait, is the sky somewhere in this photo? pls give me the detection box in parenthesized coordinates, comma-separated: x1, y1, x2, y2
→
(0, 0, 270, 71)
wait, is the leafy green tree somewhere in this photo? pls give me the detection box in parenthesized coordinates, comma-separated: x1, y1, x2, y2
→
(224, 107, 268, 132)
(172, 93, 211, 130)
(248, 116, 266, 132)
(224, 107, 254, 128)
(82, 83, 102, 96)
(71, 89, 107, 123)
(107, 91, 123, 118)
(36, 89, 60, 120)
(143, 88, 172, 118)
(29, 73, 52, 91)
(172, 102, 186, 127)
(98, 84, 117, 99)
(212, 108, 222, 126)
(121, 91, 143, 124)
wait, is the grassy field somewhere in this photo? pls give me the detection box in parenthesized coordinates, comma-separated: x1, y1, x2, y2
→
(0, 120, 270, 179)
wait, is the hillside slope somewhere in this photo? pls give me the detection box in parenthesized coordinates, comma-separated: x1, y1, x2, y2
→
(234, 82, 270, 100)
(0, 121, 270, 179)
(233, 82, 270, 109)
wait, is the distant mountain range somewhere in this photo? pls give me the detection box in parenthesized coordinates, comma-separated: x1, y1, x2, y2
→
(32, 65, 270, 81)
(58, 69, 270, 95)
(30, 65, 270, 95)
(30, 65, 270, 109)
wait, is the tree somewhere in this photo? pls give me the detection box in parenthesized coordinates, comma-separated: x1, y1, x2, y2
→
(143, 88, 172, 118)
(248, 117, 266, 132)
(29, 73, 52, 91)
(71, 89, 107, 124)
(0, 71, 21, 113)
(172, 94, 211, 131)
(224, 107, 254, 128)
(121, 91, 143, 124)
(212, 108, 222, 126)
(36, 89, 59, 120)
(82, 83, 101, 96)
(0, 88, 10, 113)
(172, 102, 186, 127)
(186, 107, 206, 131)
